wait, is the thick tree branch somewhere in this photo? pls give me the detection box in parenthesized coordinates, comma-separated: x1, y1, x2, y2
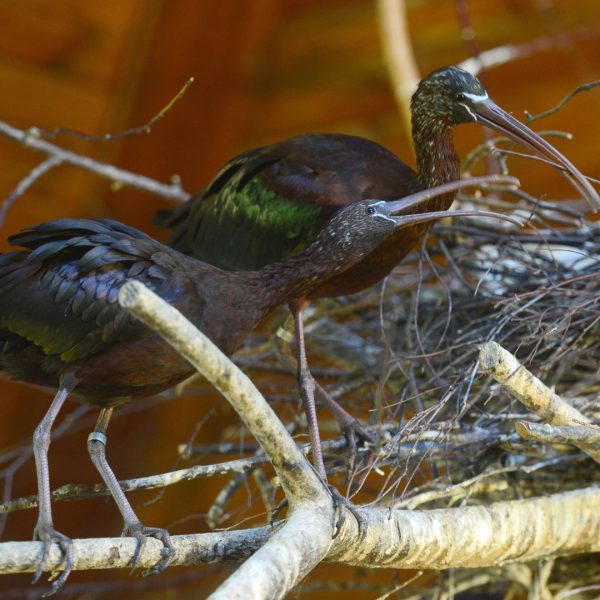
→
(118, 281, 334, 598)
(2, 486, 600, 574)
(479, 341, 600, 463)
(376, 0, 420, 138)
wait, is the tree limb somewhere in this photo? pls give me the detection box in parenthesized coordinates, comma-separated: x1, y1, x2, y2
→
(0, 119, 190, 203)
(118, 281, 334, 598)
(479, 341, 600, 463)
(376, 0, 420, 138)
(2, 486, 600, 575)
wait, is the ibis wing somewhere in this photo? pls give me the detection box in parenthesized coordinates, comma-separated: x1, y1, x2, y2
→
(0, 219, 184, 368)
(154, 134, 416, 271)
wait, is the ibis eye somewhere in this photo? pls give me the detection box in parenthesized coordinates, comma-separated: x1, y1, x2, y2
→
(367, 206, 376, 215)
(456, 92, 466, 101)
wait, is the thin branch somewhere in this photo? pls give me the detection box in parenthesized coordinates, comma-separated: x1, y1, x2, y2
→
(0, 456, 264, 515)
(525, 80, 600, 125)
(35, 77, 195, 142)
(0, 425, 508, 515)
(457, 28, 600, 75)
(0, 119, 190, 203)
(0, 155, 63, 228)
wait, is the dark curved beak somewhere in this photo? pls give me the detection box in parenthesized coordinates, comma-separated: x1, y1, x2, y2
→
(473, 99, 599, 211)
(382, 175, 524, 228)
(384, 175, 519, 216)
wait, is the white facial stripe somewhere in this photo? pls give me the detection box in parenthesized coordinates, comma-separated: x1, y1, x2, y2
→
(459, 92, 488, 122)
(460, 103, 478, 121)
(373, 214, 397, 224)
(462, 91, 489, 103)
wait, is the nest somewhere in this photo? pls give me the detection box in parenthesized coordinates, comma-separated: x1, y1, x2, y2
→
(239, 187, 600, 596)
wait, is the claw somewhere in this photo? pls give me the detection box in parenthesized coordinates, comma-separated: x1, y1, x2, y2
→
(123, 521, 175, 576)
(328, 485, 365, 539)
(343, 420, 376, 476)
(32, 522, 74, 595)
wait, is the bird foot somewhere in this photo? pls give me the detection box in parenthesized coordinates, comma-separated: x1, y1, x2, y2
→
(32, 521, 74, 596)
(342, 420, 376, 472)
(123, 521, 175, 576)
(269, 487, 364, 539)
(328, 485, 365, 539)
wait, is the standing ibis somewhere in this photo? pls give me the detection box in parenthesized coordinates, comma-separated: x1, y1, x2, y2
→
(154, 66, 598, 475)
(0, 191, 502, 592)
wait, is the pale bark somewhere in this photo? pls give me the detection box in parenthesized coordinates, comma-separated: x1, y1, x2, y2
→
(2, 287, 599, 597)
(118, 281, 334, 598)
(479, 341, 600, 463)
(3, 486, 599, 574)
(376, 0, 420, 138)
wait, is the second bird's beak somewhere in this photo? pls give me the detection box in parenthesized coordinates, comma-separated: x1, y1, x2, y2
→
(472, 98, 599, 211)
(382, 175, 524, 228)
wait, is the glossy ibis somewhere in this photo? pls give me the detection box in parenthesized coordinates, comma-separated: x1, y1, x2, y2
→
(154, 66, 598, 470)
(0, 189, 507, 592)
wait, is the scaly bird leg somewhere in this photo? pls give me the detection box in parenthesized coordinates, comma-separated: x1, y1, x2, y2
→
(277, 312, 374, 466)
(313, 382, 375, 472)
(290, 301, 364, 536)
(32, 374, 78, 595)
(291, 301, 326, 479)
(87, 408, 175, 576)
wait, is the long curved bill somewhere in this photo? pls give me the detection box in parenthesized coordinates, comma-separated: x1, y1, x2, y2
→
(389, 207, 522, 229)
(473, 99, 599, 211)
(384, 175, 519, 215)
(384, 175, 523, 228)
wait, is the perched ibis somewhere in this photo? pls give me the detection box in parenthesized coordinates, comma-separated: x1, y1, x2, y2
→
(0, 190, 508, 592)
(154, 66, 598, 472)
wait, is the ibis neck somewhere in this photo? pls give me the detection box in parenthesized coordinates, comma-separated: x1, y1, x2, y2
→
(249, 235, 357, 310)
(413, 122, 461, 210)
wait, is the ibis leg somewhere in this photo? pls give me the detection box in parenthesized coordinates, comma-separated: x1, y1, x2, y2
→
(87, 408, 175, 575)
(280, 308, 374, 464)
(32, 375, 77, 594)
(290, 303, 366, 537)
(314, 382, 375, 470)
(291, 301, 327, 480)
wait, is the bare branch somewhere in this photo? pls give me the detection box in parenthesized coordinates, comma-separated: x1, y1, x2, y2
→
(458, 28, 600, 75)
(525, 80, 600, 125)
(0, 119, 190, 203)
(118, 281, 327, 505)
(0, 456, 264, 515)
(118, 281, 334, 598)
(35, 78, 195, 142)
(376, 0, 420, 137)
(479, 341, 600, 463)
(3, 486, 600, 575)
(515, 422, 600, 445)
(0, 155, 63, 228)
(479, 342, 591, 426)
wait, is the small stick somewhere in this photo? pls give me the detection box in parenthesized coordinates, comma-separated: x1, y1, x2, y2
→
(35, 77, 195, 142)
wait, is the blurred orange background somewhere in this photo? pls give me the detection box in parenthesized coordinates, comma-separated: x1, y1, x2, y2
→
(0, 0, 599, 597)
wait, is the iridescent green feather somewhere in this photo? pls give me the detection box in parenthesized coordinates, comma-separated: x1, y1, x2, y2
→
(179, 175, 324, 271)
